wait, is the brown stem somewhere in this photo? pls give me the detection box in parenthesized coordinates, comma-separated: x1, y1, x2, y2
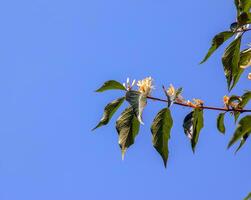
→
(146, 96, 251, 113)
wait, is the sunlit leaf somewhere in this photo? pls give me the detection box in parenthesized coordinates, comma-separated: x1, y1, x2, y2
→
(200, 31, 234, 64)
(239, 48, 251, 68)
(151, 108, 173, 167)
(126, 90, 147, 124)
(222, 36, 242, 90)
(96, 80, 126, 92)
(116, 107, 140, 160)
(92, 97, 125, 130)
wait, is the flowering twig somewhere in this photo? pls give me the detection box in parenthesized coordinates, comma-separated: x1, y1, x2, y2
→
(147, 96, 251, 113)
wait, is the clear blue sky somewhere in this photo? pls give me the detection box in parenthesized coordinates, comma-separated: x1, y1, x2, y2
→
(0, 0, 251, 199)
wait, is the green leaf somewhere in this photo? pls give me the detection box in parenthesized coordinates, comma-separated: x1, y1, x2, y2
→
(239, 48, 251, 68)
(244, 192, 251, 200)
(235, 0, 241, 16)
(228, 95, 242, 105)
(235, 0, 251, 15)
(240, 0, 251, 13)
(240, 91, 251, 108)
(200, 31, 235, 64)
(234, 91, 251, 121)
(238, 12, 251, 26)
(222, 36, 242, 91)
(183, 109, 204, 152)
(228, 115, 251, 148)
(235, 133, 249, 153)
(96, 80, 126, 92)
(92, 97, 125, 130)
(126, 90, 147, 124)
(151, 108, 173, 167)
(116, 107, 140, 160)
(217, 113, 226, 134)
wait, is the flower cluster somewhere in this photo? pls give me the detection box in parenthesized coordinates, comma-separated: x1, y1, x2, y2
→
(165, 84, 204, 108)
(137, 77, 154, 96)
(123, 77, 154, 96)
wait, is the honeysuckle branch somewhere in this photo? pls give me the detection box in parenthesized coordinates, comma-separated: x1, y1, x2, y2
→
(147, 96, 251, 113)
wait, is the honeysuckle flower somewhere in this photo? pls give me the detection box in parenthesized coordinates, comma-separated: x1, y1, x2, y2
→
(186, 99, 204, 108)
(223, 95, 230, 106)
(137, 77, 154, 96)
(165, 84, 185, 104)
(123, 77, 136, 91)
(193, 98, 204, 106)
(167, 84, 175, 96)
(187, 100, 196, 107)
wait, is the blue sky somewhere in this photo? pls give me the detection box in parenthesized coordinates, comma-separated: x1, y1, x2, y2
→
(0, 0, 251, 199)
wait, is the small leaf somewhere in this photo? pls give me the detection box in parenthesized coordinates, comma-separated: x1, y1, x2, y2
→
(239, 91, 251, 108)
(238, 12, 251, 26)
(151, 108, 173, 167)
(234, 91, 251, 121)
(240, 0, 251, 13)
(235, 133, 249, 153)
(239, 48, 251, 68)
(228, 115, 251, 148)
(92, 97, 125, 130)
(244, 192, 251, 200)
(183, 109, 204, 152)
(200, 31, 235, 64)
(116, 107, 140, 160)
(235, 0, 251, 15)
(126, 90, 147, 124)
(222, 36, 242, 91)
(217, 113, 226, 134)
(96, 80, 126, 92)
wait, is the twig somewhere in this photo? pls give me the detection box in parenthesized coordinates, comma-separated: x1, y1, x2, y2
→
(146, 96, 251, 113)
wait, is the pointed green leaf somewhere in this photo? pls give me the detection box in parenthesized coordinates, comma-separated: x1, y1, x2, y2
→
(92, 97, 125, 130)
(235, 133, 249, 153)
(200, 31, 234, 64)
(126, 90, 147, 124)
(244, 192, 251, 200)
(96, 80, 126, 92)
(116, 107, 140, 159)
(183, 109, 204, 152)
(217, 113, 226, 134)
(222, 36, 242, 90)
(235, 0, 251, 15)
(151, 108, 173, 167)
(240, 91, 251, 108)
(228, 115, 251, 148)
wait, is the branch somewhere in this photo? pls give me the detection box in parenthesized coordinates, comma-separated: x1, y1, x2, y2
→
(235, 28, 251, 33)
(147, 96, 251, 113)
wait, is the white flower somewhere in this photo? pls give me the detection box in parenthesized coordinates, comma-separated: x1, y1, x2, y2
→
(123, 78, 136, 91)
(137, 77, 154, 96)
